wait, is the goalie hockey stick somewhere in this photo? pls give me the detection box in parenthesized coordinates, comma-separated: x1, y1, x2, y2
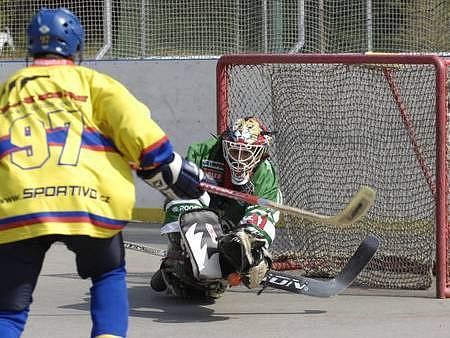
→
(259, 234, 380, 297)
(199, 182, 375, 226)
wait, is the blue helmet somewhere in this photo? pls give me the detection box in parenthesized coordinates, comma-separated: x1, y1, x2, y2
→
(27, 8, 84, 58)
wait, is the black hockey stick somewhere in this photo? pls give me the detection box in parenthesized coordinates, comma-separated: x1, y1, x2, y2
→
(125, 235, 379, 297)
(259, 234, 380, 297)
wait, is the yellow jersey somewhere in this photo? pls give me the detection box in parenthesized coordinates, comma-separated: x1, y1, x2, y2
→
(0, 59, 172, 243)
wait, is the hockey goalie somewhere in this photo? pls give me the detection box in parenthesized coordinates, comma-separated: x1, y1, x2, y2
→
(146, 117, 379, 300)
(149, 117, 281, 300)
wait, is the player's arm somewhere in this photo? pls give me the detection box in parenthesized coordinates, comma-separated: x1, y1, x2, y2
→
(137, 152, 206, 200)
(155, 140, 215, 234)
(238, 161, 281, 247)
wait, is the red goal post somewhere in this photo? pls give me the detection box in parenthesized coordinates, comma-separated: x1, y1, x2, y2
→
(216, 54, 449, 298)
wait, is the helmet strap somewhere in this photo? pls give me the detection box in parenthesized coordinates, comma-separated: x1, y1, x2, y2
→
(77, 50, 83, 65)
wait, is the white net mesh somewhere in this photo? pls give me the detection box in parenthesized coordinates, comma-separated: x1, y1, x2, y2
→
(0, 0, 448, 60)
(217, 55, 448, 290)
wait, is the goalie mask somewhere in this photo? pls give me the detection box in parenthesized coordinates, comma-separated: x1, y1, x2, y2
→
(222, 117, 273, 185)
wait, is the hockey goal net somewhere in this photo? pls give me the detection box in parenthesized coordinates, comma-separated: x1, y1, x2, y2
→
(216, 54, 449, 297)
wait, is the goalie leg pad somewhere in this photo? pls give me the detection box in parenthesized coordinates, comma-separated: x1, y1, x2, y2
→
(179, 208, 225, 281)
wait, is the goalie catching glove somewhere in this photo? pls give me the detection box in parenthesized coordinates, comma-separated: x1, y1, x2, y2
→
(218, 228, 271, 289)
(137, 152, 206, 200)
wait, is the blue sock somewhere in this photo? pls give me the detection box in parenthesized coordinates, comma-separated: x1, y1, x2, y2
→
(0, 309, 29, 338)
(90, 265, 128, 338)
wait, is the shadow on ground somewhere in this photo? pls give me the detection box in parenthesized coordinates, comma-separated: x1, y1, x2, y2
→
(55, 272, 326, 323)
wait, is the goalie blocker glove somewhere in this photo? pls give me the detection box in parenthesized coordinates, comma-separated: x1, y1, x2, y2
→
(137, 152, 205, 200)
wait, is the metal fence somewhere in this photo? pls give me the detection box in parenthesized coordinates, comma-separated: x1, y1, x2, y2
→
(0, 0, 448, 60)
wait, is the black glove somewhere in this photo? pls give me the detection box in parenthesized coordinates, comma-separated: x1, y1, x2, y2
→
(218, 229, 271, 289)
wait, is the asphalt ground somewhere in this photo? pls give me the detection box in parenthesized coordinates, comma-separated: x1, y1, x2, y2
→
(22, 222, 450, 338)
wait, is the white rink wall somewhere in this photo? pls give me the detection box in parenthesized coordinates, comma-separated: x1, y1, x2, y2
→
(0, 59, 218, 215)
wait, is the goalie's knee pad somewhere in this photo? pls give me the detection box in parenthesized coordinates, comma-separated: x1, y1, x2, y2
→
(137, 152, 206, 200)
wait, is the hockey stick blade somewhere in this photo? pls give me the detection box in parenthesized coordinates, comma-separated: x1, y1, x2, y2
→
(261, 234, 380, 297)
(200, 183, 375, 226)
(124, 241, 167, 257)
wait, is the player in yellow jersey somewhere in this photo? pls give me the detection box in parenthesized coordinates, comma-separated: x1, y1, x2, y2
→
(0, 8, 206, 338)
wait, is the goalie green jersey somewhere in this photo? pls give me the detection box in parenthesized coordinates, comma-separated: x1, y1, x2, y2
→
(0, 59, 174, 244)
(164, 136, 281, 245)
